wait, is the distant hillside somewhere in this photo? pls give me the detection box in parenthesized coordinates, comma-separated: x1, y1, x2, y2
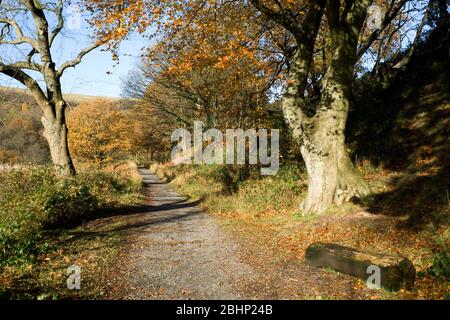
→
(0, 86, 121, 106)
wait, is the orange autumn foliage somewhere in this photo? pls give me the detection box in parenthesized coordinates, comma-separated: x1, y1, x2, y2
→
(67, 100, 135, 166)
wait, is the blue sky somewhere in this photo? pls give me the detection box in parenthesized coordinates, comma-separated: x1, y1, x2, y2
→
(0, 10, 149, 98)
(0, 36, 145, 98)
(59, 36, 145, 98)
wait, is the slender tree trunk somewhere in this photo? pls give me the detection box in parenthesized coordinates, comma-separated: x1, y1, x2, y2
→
(41, 100, 76, 176)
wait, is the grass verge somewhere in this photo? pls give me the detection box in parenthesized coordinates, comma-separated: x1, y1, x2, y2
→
(0, 161, 143, 299)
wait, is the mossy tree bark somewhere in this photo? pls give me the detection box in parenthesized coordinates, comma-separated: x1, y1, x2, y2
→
(252, 0, 372, 213)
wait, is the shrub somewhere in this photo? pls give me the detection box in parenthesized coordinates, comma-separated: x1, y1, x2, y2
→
(428, 250, 450, 281)
(427, 235, 450, 282)
(0, 165, 141, 269)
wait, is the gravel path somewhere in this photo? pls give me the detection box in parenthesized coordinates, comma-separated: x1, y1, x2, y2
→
(118, 168, 256, 299)
(102, 168, 378, 300)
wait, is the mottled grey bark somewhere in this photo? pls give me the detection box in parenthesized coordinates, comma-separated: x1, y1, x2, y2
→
(284, 54, 370, 213)
(252, 0, 373, 213)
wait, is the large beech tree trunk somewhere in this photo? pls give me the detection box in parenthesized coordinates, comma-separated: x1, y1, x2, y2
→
(281, 0, 372, 214)
(299, 34, 371, 213)
(299, 98, 371, 213)
(283, 54, 371, 213)
(301, 141, 370, 213)
(284, 75, 370, 213)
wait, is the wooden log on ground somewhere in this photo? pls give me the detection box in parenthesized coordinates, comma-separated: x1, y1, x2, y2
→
(305, 242, 415, 291)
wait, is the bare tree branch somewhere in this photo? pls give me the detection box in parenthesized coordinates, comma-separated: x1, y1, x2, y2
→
(356, 0, 409, 61)
(0, 18, 39, 48)
(10, 60, 42, 71)
(49, 0, 64, 45)
(57, 41, 105, 77)
(249, 0, 304, 38)
(393, 5, 429, 68)
(0, 61, 52, 116)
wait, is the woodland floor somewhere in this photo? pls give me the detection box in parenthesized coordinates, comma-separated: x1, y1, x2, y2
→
(96, 169, 393, 299)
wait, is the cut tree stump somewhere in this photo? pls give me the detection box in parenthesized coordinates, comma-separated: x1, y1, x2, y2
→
(305, 242, 415, 291)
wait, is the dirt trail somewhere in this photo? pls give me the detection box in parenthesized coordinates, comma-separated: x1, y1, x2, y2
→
(113, 168, 257, 299)
(102, 168, 376, 300)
